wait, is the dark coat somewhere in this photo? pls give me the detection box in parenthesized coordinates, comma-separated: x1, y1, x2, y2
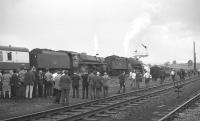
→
(71, 74, 80, 87)
(119, 74, 125, 84)
(159, 70, 166, 78)
(136, 73, 142, 82)
(38, 72, 45, 85)
(93, 75, 103, 88)
(81, 74, 89, 87)
(88, 73, 95, 87)
(59, 75, 71, 90)
(32, 71, 39, 84)
(10, 73, 20, 87)
(24, 71, 35, 85)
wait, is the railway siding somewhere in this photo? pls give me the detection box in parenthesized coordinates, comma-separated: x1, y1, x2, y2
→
(100, 76, 200, 121)
(159, 89, 200, 121)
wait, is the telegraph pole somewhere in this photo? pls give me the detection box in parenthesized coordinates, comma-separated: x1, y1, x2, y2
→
(194, 41, 196, 71)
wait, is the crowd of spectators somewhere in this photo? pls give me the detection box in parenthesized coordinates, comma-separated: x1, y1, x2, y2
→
(0, 67, 112, 105)
(1, 67, 198, 105)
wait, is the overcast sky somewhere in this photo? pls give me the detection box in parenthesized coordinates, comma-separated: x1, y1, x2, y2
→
(1, 0, 200, 64)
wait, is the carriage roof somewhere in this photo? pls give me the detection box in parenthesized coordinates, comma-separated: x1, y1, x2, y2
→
(0, 45, 29, 52)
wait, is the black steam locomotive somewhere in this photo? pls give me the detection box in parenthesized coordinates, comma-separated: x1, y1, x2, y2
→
(105, 55, 143, 76)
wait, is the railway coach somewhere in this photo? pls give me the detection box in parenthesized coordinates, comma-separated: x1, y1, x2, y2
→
(0, 45, 30, 70)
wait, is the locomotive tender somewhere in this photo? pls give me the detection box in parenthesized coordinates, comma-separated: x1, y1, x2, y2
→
(0, 45, 143, 75)
(30, 49, 71, 70)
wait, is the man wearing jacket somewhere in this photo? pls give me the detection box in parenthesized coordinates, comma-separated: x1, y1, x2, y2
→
(24, 69, 35, 99)
(81, 72, 89, 99)
(88, 71, 96, 99)
(59, 70, 71, 105)
(94, 72, 103, 99)
(118, 71, 126, 93)
(10, 70, 20, 101)
(71, 72, 81, 98)
(143, 71, 152, 88)
(53, 71, 62, 104)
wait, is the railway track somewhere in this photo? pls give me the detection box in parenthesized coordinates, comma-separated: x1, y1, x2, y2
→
(2, 77, 199, 121)
(158, 83, 200, 121)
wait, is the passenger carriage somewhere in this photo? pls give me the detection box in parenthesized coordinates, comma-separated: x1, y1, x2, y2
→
(0, 45, 30, 70)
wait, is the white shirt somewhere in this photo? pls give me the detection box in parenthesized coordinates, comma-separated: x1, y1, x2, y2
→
(144, 72, 152, 79)
(170, 71, 175, 76)
(130, 72, 136, 79)
(52, 73, 58, 81)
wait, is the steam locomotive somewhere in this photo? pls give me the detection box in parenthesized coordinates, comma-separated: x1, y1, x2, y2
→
(105, 55, 143, 76)
(0, 45, 143, 75)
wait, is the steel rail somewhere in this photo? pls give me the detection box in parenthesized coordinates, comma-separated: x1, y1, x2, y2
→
(60, 84, 176, 121)
(47, 77, 199, 121)
(2, 77, 198, 121)
(158, 85, 200, 121)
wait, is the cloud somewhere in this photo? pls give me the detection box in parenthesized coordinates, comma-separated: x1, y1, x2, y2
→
(141, 21, 200, 64)
(0, 34, 33, 49)
(122, 0, 162, 57)
(1, 0, 200, 64)
(123, 13, 151, 57)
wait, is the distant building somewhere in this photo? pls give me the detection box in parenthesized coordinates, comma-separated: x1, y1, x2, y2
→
(167, 63, 200, 70)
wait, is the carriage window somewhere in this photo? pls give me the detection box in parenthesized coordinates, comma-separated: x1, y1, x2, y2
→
(0, 51, 2, 61)
(7, 52, 12, 60)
